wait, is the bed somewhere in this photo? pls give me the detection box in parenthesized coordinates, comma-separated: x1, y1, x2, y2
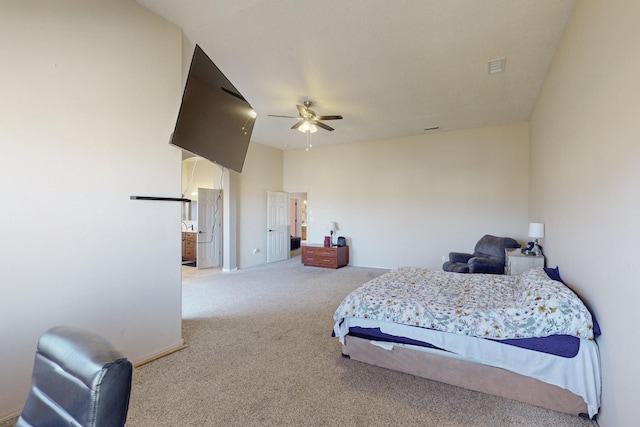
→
(332, 267, 601, 419)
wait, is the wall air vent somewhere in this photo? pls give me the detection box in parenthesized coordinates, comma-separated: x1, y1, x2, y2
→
(424, 127, 440, 131)
(488, 58, 506, 74)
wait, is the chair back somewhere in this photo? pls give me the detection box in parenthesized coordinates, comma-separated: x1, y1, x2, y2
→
(473, 234, 520, 263)
(15, 326, 132, 427)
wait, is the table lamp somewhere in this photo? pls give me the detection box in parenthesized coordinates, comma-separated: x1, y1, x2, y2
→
(327, 222, 337, 246)
(528, 222, 545, 256)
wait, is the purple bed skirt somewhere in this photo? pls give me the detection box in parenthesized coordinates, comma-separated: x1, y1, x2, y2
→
(345, 326, 581, 358)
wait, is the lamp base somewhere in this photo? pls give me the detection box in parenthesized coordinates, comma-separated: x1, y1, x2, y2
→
(532, 239, 543, 256)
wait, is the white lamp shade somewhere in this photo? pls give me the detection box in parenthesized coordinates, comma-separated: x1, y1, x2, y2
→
(528, 222, 545, 238)
(327, 222, 337, 233)
(298, 121, 318, 133)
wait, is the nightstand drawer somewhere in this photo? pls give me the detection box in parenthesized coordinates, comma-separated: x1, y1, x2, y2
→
(303, 247, 337, 258)
(307, 256, 337, 265)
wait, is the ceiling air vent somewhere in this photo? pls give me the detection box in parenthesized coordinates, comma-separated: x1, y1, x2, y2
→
(488, 58, 506, 74)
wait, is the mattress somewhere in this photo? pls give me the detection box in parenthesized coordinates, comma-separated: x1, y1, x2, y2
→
(334, 267, 597, 341)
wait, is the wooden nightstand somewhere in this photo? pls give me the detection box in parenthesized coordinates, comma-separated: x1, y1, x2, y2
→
(301, 245, 349, 269)
(505, 248, 545, 275)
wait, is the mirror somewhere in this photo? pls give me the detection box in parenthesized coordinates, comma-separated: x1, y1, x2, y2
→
(182, 201, 197, 221)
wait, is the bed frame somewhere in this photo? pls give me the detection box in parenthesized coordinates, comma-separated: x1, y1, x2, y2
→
(341, 335, 589, 418)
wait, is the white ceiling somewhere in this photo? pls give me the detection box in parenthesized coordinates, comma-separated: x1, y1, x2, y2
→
(136, 0, 575, 150)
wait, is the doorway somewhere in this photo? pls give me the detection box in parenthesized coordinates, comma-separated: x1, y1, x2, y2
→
(288, 192, 307, 258)
(265, 191, 307, 263)
(181, 156, 226, 269)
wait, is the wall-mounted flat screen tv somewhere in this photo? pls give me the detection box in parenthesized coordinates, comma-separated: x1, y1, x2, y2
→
(170, 45, 255, 173)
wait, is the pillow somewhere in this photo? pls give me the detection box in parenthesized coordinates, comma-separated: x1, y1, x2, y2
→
(544, 266, 563, 283)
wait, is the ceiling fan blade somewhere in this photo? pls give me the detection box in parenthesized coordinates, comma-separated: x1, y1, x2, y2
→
(268, 114, 299, 119)
(315, 121, 334, 132)
(316, 115, 343, 121)
(291, 120, 304, 130)
(296, 104, 307, 117)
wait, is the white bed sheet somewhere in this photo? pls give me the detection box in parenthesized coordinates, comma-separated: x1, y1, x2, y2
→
(334, 317, 601, 418)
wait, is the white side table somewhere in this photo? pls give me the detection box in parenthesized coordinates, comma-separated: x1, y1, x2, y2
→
(505, 248, 545, 275)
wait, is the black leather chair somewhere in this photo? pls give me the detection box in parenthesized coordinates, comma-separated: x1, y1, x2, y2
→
(15, 326, 132, 427)
(442, 234, 520, 274)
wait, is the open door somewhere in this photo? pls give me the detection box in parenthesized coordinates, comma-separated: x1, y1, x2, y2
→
(267, 191, 289, 263)
(197, 188, 222, 269)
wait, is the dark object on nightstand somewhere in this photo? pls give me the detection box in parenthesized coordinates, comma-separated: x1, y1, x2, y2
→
(442, 234, 520, 274)
(291, 236, 301, 250)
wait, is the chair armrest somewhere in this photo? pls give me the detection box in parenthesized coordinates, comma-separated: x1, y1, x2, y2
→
(468, 256, 504, 274)
(449, 252, 473, 263)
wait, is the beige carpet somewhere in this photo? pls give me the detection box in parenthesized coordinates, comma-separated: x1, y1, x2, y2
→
(123, 256, 596, 427)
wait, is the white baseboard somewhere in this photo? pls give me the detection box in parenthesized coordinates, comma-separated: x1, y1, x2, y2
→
(133, 339, 187, 368)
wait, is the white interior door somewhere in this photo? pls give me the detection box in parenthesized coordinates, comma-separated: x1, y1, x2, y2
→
(197, 188, 222, 269)
(267, 191, 289, 263)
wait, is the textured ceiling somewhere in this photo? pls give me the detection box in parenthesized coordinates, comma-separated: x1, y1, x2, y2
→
(136, 0, 575, 150)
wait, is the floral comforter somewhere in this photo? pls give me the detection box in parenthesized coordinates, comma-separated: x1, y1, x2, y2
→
(333, 267, 595, 340)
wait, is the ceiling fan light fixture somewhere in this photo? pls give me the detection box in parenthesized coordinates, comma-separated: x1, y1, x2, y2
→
(298, 121, 309, 133)
(269, 101, 341, 138)
(298, 121, 318, 133)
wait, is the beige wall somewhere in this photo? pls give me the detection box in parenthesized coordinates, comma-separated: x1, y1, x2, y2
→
(238, 141, 284, 268)
(284, 122, 530, 268)
(0, 0, 183, 419)
(182, 157, 224, 196)
(529, 1, 640, 425)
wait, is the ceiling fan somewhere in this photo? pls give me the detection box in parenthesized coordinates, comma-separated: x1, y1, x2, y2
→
(268, 101, 343, 132)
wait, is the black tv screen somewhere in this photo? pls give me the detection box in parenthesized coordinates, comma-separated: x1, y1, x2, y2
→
(170, 45, 255, 173)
